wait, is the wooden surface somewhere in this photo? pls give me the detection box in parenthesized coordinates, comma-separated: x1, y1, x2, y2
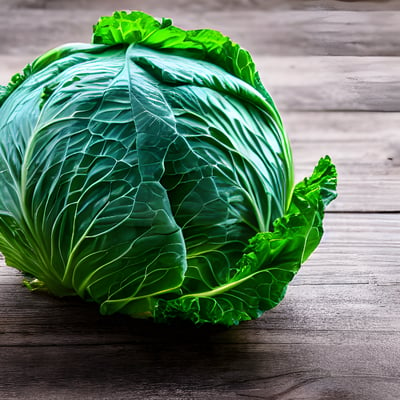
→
(1, 1, 399, 399)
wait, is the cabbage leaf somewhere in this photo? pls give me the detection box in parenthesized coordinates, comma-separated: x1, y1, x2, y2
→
(0, 11, 337, 325)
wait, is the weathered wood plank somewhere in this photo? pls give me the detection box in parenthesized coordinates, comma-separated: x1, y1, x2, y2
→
(0, 341, 399, 400)
(296, 213, 400, 282)
(258, 56, 400, 112)
(285, 112, 400, 212)
(0, 331, 399, 400)
(201, 11, 400, 56)
(0, 9, 399, 59)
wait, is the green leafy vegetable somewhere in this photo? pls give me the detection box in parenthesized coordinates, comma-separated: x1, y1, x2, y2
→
(0, 11, 337, 326)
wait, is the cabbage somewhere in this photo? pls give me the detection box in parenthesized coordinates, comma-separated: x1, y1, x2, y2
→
(0, 11, 337, 326)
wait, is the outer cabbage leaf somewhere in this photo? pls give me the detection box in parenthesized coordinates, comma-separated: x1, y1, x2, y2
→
(155, 157, 337, 325)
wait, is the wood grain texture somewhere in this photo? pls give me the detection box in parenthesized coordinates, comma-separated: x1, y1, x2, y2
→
(285, 112, 400, 212)
(0, 344, 399, 400)
(258, 56, 400, 111)
(0, 1, 399, 399)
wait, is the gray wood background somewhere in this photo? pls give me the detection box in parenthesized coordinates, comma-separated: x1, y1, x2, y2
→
(0, 1, 399, 399)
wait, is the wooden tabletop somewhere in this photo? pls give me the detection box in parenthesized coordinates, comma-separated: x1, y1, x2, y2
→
(1, 1, 399, 399)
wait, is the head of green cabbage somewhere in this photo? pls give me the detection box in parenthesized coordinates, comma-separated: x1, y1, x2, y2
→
(0, 11, 337, 325)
